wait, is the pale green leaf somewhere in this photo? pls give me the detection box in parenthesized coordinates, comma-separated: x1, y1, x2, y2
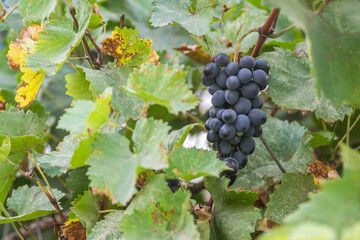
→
(65, 68, 93, 102)
(150, 0, 216, 35)
(69, 134, 96, 169)
(0, 137, 11, 164)
(87, 211, 124, 240)
(87, 133, 137, 204)
(167, 147, 226, 181)
(309, 131, 334, 148)
(124, 64, 198, 114)
(19, 0, 57, 23)
(65, 167, 90, 199)
(166, 123, 201, 152)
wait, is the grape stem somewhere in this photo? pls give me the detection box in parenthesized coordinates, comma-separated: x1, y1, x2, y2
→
(260, 136, 286, 173)
(120, 14, 125, 29)
(233, 28, 259, 63)
(262, 24, 296, 39)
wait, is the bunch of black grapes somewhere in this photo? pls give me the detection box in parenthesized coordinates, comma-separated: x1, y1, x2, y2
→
(203, 54, 270, 177)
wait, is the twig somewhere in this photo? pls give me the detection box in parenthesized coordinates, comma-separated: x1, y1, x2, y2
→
(119, 14, 125, 29)
(234, 28, 259, 63)
(346, 114, 351, 146)
(101, 195, 109, 219)
(260, 136, 286, 173)
(0, 1, 19, 22)
(270, 105, 279, 117)
(334, 114, 360, 151)
(85, 29, 103, 67)
(263, 25, 296, 39)
(202, 36, 212, 57)
(251, 8, 280, 58)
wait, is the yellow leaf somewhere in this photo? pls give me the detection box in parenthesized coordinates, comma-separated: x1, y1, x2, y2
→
(7, 42, 22, 70)
(100, 26, 158, 67)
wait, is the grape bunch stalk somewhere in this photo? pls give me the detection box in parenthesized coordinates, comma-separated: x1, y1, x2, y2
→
(202, 54, 270, 178)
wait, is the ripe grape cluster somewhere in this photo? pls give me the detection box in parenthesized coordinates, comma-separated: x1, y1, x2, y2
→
(203, 54, 270, 177)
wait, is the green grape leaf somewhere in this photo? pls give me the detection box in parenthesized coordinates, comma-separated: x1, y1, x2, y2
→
(283, 145, 360, 237)
(69, 134, 96, 169)
(87, 211, 124, 240)
(25, 0, 93, 75)
(65, 68, 93, 102)
(87, 133, 137, 204)
(231, 116, 313, 190)
(0, 137, 11, 164)
(81, 66, 144, 119)
(37, 135, 80, 177)
(120, 190, 199, 240)
(261, 45, 352, 123)
(166, 147, 226, 181)
(265, 173, 318, 224)
(204, 177, 261, 240)
(124, 64, 198, 114)
(263, 0, 360, 105)
(0, 109, 48, 152)
(0, 185, 64, 223)
(125, 174, 171, 215)
(132, 117, 170, 170)
(150, 0, 216, 36)
(309, 131, 334, 148)
(70, 190, 99, 234)
(0, 153, 25, 214)
(57, 88, 112, 135)
(19, 0, 57, 23)
(166, 123, 201, 152)
(65, 167, 90, 199)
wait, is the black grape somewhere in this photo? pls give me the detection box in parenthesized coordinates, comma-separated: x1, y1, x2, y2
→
(243, 125, 255, 137)
(211, 90, 226, 107)
(219, 141, 231, 156)
(208, 84, 222, 95)
(234, 97, 252, 114)
(207, 130, 220, 143)
(225, 62, 240, 76)
(233, 151, 248, 169)
(222, 109, 237, 123)
(253, 69, 268, 90)
(237, 68, 252, 85)
(241, 83, 259, 99)
(235, 114, 250, 132)
(240, 56, 256, 69)
(253, 126, 262, 137)
(255, 59, 270, 74)
(204, 63, 219, 78)
(239, 136, 255, 154)
(209, 107, 219, 118)
(229, 135, 241, 145)
(225, 90, 239, 105)
(201, 75, 215, 86)
(247, 109, 267, 126)
(223, 157, 239, 175)
(215, 53, 230, 67)
(216, 70, 228, 89)
(205, 118, 212, 130)
(251, 95, 263, 109)
(216, 109, 225, 119)
(226, 76, 240, 90)
(219, 123, 236, 140)
(210, 118, 223, 132)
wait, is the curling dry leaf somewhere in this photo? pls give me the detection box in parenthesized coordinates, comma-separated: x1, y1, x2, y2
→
(100, 27, 158, 67)
(6, 24, 46, 108)
(61, 220, 86, 240)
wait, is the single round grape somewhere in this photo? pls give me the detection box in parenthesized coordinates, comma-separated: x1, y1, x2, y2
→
(214, 53, 230, 67)
(205, 118, 212, 130)
(251, 95, 263, 109)
(239, 136, 255, 154)
(243, 125, 255, 137)
(216, 108, 225, 119)
(219, 140, 232, 155)
(240, 83, 259, 99)
(253, 69, 268, 90)
(247, 109, 267, 126)
(237, 68, 252, 85)
(234, 97, 252, 114)
(255, 59, 270, 74)
(240, 56, 256, 69)
(203, 63, 220, 78)
(233, 151, 248, 169)
(208, 84, 222, 95)
(201, 74, 215, 86)
(219, 123, 237, 140)
(210, 118, 224, 132)
(209, 107, 219, 118)
(222, 109, 237, 123)
(225, 62, 240, 76)
(235, 114, 250, 132)
(223, 157, 240, 175)
(229, 135, 241, 145)
(226, 76, 240, 90)
(211, 90, 226, 107)
(225, 90, 239, 105)
(253, 126, 262, 137)
(216, 70, 228, 89)
(207, 130, 220, 143)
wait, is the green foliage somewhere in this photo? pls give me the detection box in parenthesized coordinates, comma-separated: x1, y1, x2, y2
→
(166, 123, 201, 152)
(65, 68, 93, 102)
(19, 0, 57, 23)
(87, 211, 125, 240)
